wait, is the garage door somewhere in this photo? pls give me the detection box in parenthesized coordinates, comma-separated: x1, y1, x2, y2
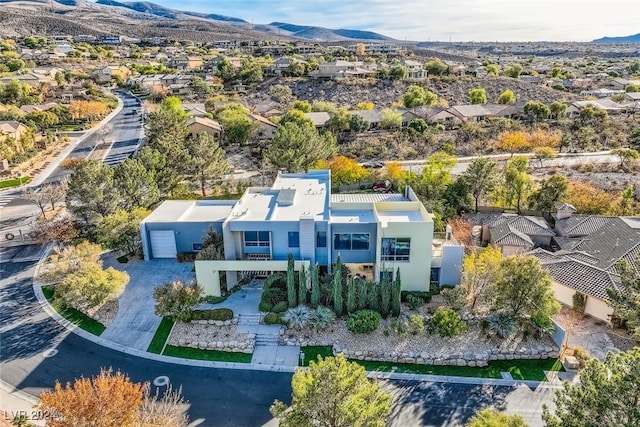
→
(149, 230, 177, 258)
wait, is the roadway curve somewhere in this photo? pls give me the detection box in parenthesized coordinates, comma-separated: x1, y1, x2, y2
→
(0, 252, 555, 426)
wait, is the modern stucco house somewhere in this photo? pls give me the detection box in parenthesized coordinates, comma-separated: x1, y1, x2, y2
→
(140, 170, 464, 296)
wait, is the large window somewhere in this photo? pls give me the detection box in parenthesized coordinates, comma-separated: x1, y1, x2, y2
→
(288, 231, 300, 248)
(381, 238, 411, 261)
(244, 231, 270, 247)
(333, 233, 370, 251)
(316, 231, 327, 248)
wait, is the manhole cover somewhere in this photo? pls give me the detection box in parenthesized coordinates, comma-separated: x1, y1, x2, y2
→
(42, 349, 58, 358)
(153, 376, 169, 387)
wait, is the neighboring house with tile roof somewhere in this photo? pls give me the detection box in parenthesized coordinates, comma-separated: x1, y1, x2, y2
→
(529, 248, 622, 322)
(465, 213, 555, 255)
(527, 210, 640, 323)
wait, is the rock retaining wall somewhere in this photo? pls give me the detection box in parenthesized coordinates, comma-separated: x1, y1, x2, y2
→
(170, 318, 254, 354)
(282, 334, 559, 367)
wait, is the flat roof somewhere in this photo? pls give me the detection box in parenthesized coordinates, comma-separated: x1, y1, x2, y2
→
(331, 193, 408, 204)
(144, 200, 236, 223)
(330, 209, 376, 224)
(228, 171, 330, 223)
(376, 209, 427, 224)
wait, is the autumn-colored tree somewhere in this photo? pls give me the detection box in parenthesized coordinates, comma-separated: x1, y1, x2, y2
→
(37, 368, 144, 427)
(37, 368, 189, 427)
(494, 131, 531, 156)
(356, 101, 374, 110)
(528, 129, 561, 149)
(533, 146, 558, 169)
(462, 246, 502, 310)
(565, 181, 617, 215)
(448, 217, 473, 248)
(313, 156, 370, 186)
(385, 161, 409, 184)
(68, 101, 110, 121)
(356, 43, 366, 56)
(30, 214, 78, 245)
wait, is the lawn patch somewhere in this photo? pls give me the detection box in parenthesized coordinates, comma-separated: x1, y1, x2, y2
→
(352, 358, 563, 381)
(147, 317, 174, 354)
(301, 346, 334, 366)
(41, 285, 106, 336)
(162, 345, 252, 363)
(0, 177, 31, 189)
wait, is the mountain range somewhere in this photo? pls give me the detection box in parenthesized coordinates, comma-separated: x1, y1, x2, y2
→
(592, 33, 640, 43)
(0, 0, 392, 42)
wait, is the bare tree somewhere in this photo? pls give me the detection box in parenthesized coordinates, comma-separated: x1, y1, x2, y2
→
(45, 179, 68, 210)
(22, 186, 50, 219)
(136, 384, 189, 427)
(30, 214, 78, 245)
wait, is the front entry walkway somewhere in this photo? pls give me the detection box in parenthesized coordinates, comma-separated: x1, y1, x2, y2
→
(101, 257, 194, 351)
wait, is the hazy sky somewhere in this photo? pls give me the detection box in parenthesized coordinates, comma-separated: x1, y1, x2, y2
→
(148, 0, 639, 42)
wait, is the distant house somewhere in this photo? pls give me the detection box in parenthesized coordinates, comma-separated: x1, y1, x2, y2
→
(19, 103, 58, 115)
(349, 109, 384, 129)
(167, 56, 203, 71)
(402, 60, 427, 79)
(99, 35, 121, 45)
(304, 112, 332, 128)
(187, 117, 223, 140)
(466, 213, 555, 255)
(309, 60, 377, 79)
(565, 99, 625, 116)
(249, 114, 277, 139)
(580, 88, 625, 98)
(0, 121, 28, 142)
(446, 105, 493, 122)
(251, 101, 283, 118)
(182, 103, 208, 118)
(403, 107, 458, 125)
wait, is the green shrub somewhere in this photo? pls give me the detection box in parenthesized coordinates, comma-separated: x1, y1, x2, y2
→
(272, 301, 289, 313)
(258, 301, 273, 312)
(390, 318, 405, 335)
(572, 346, 590, 368)
(488, 313, 517, 338)
(406, 314, 425, 335)
(346, 310, 381, 334)
(283, 306, 310, 330)
(407, 294, 424, 310)
(261, 288, 286, 305)
(572, 292, 586, 313)
(429, 281, 440, 295)
(190, 308, 233, 321)
(176, 252, 196, 263)
(429, 309, 467, 337)
(441, 286, 468, 310)
(264, 272, 288, 291)
(201, 295, 226, 304)
(263, 312, 285, 325)
(401, 291, 431, 302)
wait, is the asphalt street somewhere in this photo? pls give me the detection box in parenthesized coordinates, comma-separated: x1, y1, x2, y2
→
(0, 248, 555, 426)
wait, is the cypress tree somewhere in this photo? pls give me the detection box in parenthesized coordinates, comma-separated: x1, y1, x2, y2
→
(380, 272, 391, 317)
(333, 256, 343, 317)
(368, 281, 379, 312)
(357, 279, 368, 310)
(346, 277, 357, 314)
(298, 265, 308, 305)
(310, 264, 320, 308)
(392, 268, 402, 316)
(287, 253, 296, 307)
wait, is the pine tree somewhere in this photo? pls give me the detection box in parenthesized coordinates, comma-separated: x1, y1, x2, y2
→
(392, 268, 402, 316)
(298, 265, 308, 305)
(380, 273, 391, 318)
(310, 265, 320, 308)
(287, 253, 296, 308)
(333, 256, 343, 317)
(346, 277, 357, 314)
(357, 279, 368, 310)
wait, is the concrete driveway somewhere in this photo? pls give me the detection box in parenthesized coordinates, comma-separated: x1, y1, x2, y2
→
(100, 256, 194, 351)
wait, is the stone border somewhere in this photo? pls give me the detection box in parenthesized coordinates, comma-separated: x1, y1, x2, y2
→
(171, 319, 255, 354)
(283, 338, 559, 368)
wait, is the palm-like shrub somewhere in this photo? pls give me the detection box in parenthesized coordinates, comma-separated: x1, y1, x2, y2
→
(488, 312, 517, 338)
(283, 306, 310, 330)
(308, 306, 335, 331)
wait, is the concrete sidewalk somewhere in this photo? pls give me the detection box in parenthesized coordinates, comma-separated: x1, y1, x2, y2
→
(100, 257, 194, 351)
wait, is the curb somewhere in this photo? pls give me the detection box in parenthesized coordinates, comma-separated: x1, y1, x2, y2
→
(29, 248, 564, 391)
(28, 92, 125, 188)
